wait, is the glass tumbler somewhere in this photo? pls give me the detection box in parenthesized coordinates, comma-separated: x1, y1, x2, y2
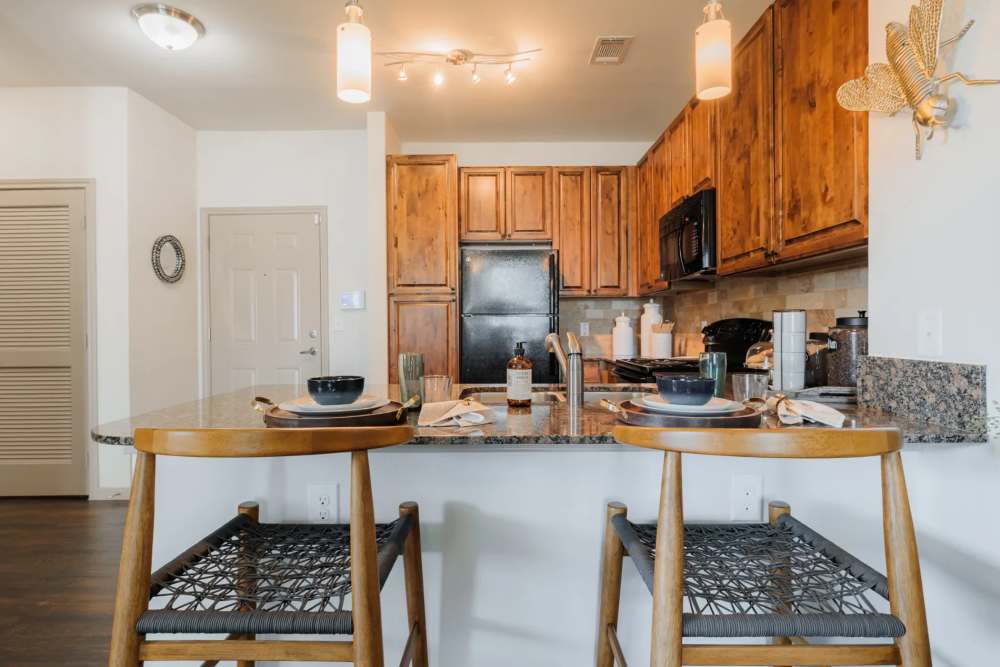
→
(398, 352, 424, 406)
(732, 371, 769, 404)
(698, 351, 727, 398)
(422, 375, 453, 403)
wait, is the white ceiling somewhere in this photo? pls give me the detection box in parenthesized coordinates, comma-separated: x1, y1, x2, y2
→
(0, 0, 771, 141)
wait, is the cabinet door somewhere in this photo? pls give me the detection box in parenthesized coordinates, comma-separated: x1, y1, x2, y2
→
(716, 8, 775, 276)
(506, 167, 553, 240)
(773, 0, 868, 263)
(591, 167, 629, 296)
(460, 167, 505, 241)
(388, 295, 457, 381)
(640, 139, 670, 293)
(388, 155, 458, 293)
(688, 97, 718, 194)
(553, 167, 592, 296)
(668, 112, 690, 208)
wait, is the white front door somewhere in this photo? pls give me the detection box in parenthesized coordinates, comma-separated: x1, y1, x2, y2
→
(208, 209, 325, 393)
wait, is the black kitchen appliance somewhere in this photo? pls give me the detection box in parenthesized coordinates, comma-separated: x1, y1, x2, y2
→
(702, 318, 772, 370)
(460, 245, 559, 383)
(659, 188, 717, 282)
(613, 317, 772, 382)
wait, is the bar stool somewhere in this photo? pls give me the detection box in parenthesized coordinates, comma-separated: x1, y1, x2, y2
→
(597, 426, 931, 667)
(108, 425, 427, 667)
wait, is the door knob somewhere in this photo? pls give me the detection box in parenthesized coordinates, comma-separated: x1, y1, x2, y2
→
(299, 347, 317, 356)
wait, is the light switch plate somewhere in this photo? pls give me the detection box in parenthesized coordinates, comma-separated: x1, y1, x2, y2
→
(917, 310, 943, 357)
(579, 321, 590, 337)
(339, 290, 366, 310)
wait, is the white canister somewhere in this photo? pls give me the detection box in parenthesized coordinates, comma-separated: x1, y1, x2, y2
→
(639, 299, 663, 358)
(612, 313, 636, 360)
(650, 331, 673, 359)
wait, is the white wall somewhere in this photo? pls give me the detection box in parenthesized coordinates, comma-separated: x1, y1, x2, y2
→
(197, 130, 373, 380)
(126, 91, 199, 416)
(0, 87, 132, 491)
(399, 141, 649, 166)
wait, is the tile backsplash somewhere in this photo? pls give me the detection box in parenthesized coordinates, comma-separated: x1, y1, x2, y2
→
(560, 298, 664, 358)
(664, 261, 868, 356)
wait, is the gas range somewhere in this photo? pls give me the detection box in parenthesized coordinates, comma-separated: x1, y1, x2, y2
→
(612, 358, 700, 383)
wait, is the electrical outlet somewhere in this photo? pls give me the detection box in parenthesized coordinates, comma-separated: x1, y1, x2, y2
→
(917, 310, 943, 357)
(307, 483, 339, 523)
(729, 474, 763, 522)
(579, 321, 590, 337)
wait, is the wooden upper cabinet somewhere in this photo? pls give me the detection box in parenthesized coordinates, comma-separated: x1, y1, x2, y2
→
(591, 167, 629, 296)
(460, 167, 505, 241)
(667, 112, 691, 208)
(716, 7, 776, 276)
(388, 294, 458, 382)
(506, 167, 553, 240)
(388, 154, 458, 293)
(687, 97, 718, 194)
(553, 167, 592, 296)
(639, 139, 670, 293)
(773, 0, 868, 263)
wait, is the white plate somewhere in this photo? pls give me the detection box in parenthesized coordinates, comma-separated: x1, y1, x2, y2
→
(279, 394, 389, 415)
(640, 394, 744, 415)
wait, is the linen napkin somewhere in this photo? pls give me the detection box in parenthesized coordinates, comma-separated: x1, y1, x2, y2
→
(765, 396, 846, 428)
(417, 399, 495, 427)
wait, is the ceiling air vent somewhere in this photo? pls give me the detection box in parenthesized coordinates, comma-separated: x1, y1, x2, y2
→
(589, 36, 633, 65)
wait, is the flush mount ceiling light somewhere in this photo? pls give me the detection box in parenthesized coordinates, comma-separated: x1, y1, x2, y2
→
(695, 1, 732, 100)
(131, 3, 205, 51)
(377, 47, 540, 86)
(337, 0, 372, 104)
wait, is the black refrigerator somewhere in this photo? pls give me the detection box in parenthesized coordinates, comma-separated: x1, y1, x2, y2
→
(460, 245, 559, 383)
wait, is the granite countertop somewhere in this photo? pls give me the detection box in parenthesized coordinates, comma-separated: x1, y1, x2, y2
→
(91, 383, 983, 450)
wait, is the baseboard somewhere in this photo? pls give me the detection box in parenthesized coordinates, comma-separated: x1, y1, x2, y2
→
(89, 486, 130, 501)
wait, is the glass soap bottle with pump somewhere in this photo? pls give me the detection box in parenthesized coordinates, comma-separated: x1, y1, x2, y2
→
(506, 341, 533, 408)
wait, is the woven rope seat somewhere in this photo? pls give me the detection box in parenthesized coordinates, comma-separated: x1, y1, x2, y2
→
(613, 513, 906, 639)
(136, 513, 413, 636)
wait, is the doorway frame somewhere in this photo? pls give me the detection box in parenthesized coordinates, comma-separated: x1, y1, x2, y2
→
(199, 206, 331, 397)
(0, 179, 98, 497)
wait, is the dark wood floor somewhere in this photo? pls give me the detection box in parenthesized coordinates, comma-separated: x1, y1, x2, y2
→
(0, 498, 127, 666)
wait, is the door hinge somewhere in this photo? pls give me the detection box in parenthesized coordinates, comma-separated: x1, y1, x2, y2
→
(393, 235, 398, 248)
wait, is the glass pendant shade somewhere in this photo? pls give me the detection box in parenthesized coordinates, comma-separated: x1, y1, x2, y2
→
(337, 3, 371, 104)
(695, 2, 732, 100)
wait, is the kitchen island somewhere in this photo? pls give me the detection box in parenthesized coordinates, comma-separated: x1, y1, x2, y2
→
(92, 385, 984, 667)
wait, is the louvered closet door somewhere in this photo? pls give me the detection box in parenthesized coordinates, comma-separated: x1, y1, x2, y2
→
(0, 188, 87, 495)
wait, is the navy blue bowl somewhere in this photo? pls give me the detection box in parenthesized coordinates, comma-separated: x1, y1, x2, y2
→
(654, 374, 715, 405)
(308, 375, 365, 405)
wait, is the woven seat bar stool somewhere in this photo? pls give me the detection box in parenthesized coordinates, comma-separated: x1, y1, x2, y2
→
(108, 425, 428, 667)
(596, 426, 931, 667)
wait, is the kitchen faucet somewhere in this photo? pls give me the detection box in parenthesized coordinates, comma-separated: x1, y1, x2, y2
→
(545, 332, 583, 408)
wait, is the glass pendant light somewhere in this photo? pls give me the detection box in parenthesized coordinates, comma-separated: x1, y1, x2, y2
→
(695, 1, 732, 100)
(337, 0, 372, 104)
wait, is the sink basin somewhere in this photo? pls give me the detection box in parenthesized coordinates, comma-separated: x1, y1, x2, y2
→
(458, 386, 650, 406)
(459, 390, 567, 405)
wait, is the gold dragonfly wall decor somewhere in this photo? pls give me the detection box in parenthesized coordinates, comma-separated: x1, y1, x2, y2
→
(837, 0, 1000, 159)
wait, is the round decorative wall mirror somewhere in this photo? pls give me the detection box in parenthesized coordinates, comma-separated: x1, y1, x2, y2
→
(151, 235, 186, 283)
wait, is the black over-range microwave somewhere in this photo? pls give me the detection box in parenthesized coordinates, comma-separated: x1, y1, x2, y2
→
(659, 188, 717, 282)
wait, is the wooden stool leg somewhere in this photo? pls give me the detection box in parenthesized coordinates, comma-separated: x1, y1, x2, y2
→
(882, 452, 931, 667)
(237, 501, 260, 667)
(651, 451, 684, 667)
(109, 452, 156, 667)
(596, 502, 627, 667)
(351, 450, 385, 667)
(399, 502, 429, 667)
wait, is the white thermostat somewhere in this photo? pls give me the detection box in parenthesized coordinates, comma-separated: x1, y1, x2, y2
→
(339, 290, 366, 310)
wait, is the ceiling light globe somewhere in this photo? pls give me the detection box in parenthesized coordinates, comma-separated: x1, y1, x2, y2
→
(695, 2, 732, 100)
(505, 69, 517, 85)
(433, 71, 445, 87)
(471, 70, 481, 84)
(337, 3, 372, 104)
(132, 4, 204, 51)
(398, 66, 408, 82)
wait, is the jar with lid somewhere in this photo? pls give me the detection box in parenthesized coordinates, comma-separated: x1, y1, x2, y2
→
(805, 332, 830, 387)
(827, 311, 868, 387)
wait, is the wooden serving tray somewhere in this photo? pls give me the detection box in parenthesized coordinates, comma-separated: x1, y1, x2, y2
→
(263, 402, 407, 428)
(614, 400, 764, 429)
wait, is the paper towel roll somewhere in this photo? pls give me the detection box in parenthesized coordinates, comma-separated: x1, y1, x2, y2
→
(650, 331, 672, 359)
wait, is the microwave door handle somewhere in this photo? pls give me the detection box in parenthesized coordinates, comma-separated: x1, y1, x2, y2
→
(676, 225, 687, 276)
